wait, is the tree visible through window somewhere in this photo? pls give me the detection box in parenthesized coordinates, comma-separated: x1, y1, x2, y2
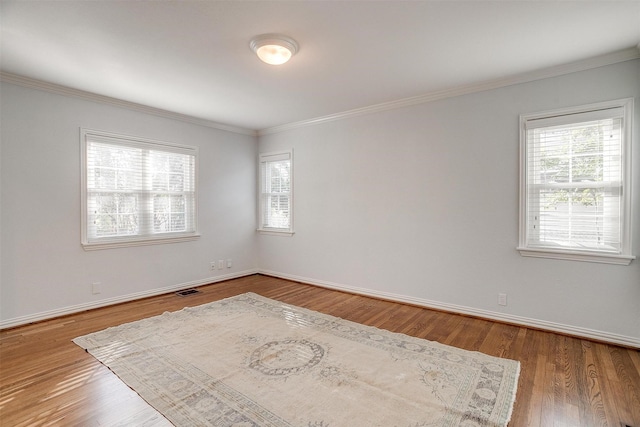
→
(533, 118, 620, 248)
(259, 150, 293, 233)
(518, 99, 634, 265)
(81, 129, 198, 249)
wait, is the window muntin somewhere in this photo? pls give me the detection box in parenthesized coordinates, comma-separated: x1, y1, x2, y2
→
(518, 99, 634, 265)
(259, 150, 293, 234)
(82, 129, 198, 249)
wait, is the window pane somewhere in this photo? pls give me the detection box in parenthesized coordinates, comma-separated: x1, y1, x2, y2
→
(531, 118, 621, 186)
(88, 143, 142, 191)
(169, 173, 184, 191)
(171, 213, 185, 231)
(153, 195, 187, 232)
(150, 151, 190, 192)
(263, 194, 290, 229)
(153, 195, 170, 232)
(90, 193, 139, 237)
(94, 168, 116, 190)
(266, 161, 290, 193)
(536, 187, 620, 251)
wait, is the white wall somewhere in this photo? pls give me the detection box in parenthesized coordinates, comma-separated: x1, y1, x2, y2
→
(258, 59, 640, 345)
(0, 82, 258, 325)
(2, 59, 639, 346)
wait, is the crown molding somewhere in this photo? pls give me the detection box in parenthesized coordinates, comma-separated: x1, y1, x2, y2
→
(0, 72, 258, 137)
(259, 46, 640, 136)
(3, 46, 638, 139)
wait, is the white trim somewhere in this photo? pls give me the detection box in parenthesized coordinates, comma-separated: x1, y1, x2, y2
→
(517, 247, 635, 265)
(2, 48, 637, 137)
(257, 229, 295, 237)
(0, 269, 259, 330)
(259, 151, 291, 163)
(3, 268, 638, 348)
(82, 234, 202, 251)
(258, 269, 640, 349)
(258, 47, 640, 135)
(0, 72, 257, 137)
(521, 98, 631, 125)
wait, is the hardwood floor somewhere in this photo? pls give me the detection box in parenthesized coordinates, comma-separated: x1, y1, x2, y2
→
(1, 274, 639, 426)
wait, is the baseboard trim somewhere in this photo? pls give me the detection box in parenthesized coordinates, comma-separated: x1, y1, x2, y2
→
(0, 269, 259, 330)
(259, 269, 640, 349)
(5, 269, 637, 348)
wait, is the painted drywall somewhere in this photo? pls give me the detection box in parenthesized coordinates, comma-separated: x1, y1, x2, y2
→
(0, 82, 258, 323)
(257, 59, 640, 343)
(2, 59, 639, 345)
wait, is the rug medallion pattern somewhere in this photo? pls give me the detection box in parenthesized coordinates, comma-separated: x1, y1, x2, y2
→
(73, 293, 519, 426)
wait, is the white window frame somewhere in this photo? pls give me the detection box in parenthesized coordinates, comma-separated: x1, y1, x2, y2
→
(258, 149, 294, 236)
(81, 128, 199, 250)
(518, 98, 634, 265)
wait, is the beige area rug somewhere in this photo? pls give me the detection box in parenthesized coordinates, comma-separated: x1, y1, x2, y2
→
(73, 293, 520, 427)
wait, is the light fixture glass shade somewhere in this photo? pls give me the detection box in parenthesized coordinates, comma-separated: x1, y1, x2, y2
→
(250, 34, 298, 65)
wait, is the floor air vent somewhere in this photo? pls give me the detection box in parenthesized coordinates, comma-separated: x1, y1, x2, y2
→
(175, 288, 201, 297)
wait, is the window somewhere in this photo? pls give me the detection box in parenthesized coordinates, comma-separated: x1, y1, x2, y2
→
(518, 99, 634, 265)
(81, 128, 198, 249)
(258, 150, 293, 235)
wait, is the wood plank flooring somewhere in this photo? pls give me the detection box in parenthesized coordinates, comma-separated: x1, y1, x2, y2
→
(1, 274, 639, 426)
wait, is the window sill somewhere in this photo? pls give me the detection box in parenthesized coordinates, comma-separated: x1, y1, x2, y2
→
(257, 229, 295, 237)
(517, 247, 635, 265)
(82, 234, 200, 251)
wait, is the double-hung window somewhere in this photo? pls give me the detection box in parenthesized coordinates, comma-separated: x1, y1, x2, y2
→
(81, 128, 198, 249)
(518, 99, 634, 265)
(258, 150, 293, 235)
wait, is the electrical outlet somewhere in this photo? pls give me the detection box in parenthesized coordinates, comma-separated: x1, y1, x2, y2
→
(218, 259, 224, 270)
(92, 282, 101, 295)
(498, 293, 507, 306)
(210, 262, 216, 271)
(227, 259, 232, 268)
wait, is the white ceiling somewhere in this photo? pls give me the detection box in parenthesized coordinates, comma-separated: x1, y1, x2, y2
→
(1, 1, 639, 132)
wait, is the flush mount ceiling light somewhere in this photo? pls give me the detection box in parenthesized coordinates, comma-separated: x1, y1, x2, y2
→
(250, 34, 299, 65)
